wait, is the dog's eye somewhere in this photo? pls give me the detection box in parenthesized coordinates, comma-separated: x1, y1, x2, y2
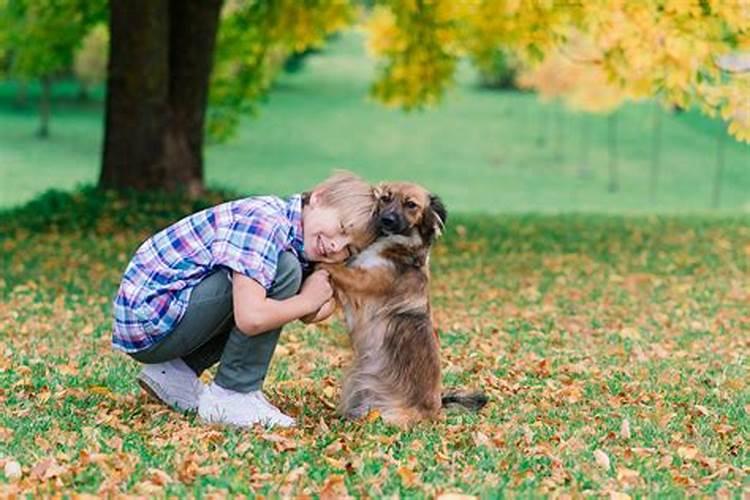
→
(379, 193, 392, 202)
(405, 200, 418, 210)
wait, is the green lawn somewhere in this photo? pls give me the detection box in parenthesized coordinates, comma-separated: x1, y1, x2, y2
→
(1, 29, 749, 212)
(1, 27, 749, 497)
(0, 191, 748, 496)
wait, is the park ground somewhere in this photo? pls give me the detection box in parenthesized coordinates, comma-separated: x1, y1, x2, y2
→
(0, 30, 749, 496)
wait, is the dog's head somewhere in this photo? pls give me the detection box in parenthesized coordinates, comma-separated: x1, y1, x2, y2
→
(374, 182, 447, 244)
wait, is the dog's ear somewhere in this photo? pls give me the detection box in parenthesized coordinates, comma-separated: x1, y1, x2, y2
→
(420, 194, 447, 244)
(429, 194, 447, 231)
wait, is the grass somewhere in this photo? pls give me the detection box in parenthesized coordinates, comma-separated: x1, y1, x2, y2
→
(0, 188, 748, 496)
(1, 29, 749, 212)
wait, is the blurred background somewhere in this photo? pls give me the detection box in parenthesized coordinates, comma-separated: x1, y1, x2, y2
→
(0, 1, 748, 213)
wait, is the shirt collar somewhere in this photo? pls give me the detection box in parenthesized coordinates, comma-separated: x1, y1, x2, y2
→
(286, 194, 306, 263)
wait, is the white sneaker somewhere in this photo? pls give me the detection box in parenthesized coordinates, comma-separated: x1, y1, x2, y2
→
(137, 358, 204, 412)
(198, 383, 296, 428)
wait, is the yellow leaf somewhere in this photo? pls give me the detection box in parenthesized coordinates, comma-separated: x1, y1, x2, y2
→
(397, 466, 418, 487)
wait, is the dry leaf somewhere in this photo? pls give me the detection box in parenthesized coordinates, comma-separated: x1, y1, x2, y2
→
(397, 466, 418, 487)
(320, 474, 350, 500)
(677, 446, 698, 460)
(594, 449, 611, 471)
(472, 431, 492, 448)
(4, 460, 22, 481)
(148, 468, 173, 486)
(609, 492, 631, 500)
(365, 409, 381, 422)
(616, 467, 640, 487)
(620, 419, 631, 439)
(262, 433, 297, 453)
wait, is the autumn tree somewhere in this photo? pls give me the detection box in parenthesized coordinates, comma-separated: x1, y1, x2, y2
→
(365, 0, 750, 144)
(100, 0, 352, 193)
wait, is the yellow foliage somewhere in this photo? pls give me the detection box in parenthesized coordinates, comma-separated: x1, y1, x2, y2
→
(364, 0, 750, 142)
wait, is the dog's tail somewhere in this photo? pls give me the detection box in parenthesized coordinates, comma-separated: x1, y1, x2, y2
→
(441, 389, 488, 412)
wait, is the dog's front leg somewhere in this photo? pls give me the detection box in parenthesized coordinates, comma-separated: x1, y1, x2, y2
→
(320, 263, 394, 296)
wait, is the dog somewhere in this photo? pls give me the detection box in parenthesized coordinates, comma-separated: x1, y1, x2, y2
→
(321, 182, 487, 427)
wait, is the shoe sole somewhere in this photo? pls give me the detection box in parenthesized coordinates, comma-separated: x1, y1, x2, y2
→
(137, 372, 198, 413)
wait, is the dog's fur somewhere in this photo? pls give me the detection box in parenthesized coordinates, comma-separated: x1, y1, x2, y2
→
(322, 182, 487, 426)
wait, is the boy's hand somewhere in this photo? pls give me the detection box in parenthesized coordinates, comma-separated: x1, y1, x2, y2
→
(298, 269, 333, 313)
(300, 298, 337, 323)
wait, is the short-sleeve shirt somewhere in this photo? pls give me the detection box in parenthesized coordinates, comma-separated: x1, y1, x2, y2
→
(111, 194, 306, 353)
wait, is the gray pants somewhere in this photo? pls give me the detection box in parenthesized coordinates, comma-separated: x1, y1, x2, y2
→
(130, 252, 302, 393)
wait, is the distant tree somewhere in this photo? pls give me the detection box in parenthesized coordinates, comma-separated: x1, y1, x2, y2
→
(0, 0, 106, 136)
(73, 23, 108, 101)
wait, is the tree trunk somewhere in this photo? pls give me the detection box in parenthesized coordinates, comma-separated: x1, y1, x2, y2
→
(578, 115, 590, 177)
(14, 81, 28, 108)
(649, 103, 662, 202)
(100, 0, 223, 193)
(37, 76, 51, 138)
(607, 113, 619, 193)
(553, 106, 564, 163)
(712, 128, 725, 209)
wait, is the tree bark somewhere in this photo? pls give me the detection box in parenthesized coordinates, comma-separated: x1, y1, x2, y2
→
(649, 103, 662, 202)
(100, 0, 223, 193)
(712, 128, 725, 209)
(607, 113, 619, 193)
(37, 76, 51, 138)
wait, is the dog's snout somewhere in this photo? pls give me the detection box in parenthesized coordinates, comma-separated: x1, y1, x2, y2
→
(380, 212, 398, 228)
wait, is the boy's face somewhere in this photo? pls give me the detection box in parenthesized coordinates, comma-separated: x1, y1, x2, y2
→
(302, 193, 354, 263)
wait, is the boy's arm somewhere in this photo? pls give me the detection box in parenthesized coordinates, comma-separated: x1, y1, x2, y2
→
(232, 270, 331, 335)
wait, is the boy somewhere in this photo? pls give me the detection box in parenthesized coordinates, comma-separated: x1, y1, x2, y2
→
(112, 172, 377, 428)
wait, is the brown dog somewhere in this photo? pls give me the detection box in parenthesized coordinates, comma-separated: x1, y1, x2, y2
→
(322, 182, 486, 426)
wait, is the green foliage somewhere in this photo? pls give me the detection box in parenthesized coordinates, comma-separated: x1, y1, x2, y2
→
(474, 48, 517, 90)
(73, 23, 107, 88)
(208, 0, 353, 143)
(0, 0, 107, 81)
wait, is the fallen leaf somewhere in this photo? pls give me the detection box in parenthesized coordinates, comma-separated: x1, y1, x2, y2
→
(677, 446, 699, 461)
(620, 419, 631, 439)
(617, 467, 640, 487)
(472, 431, 492, 448)
(594, 449, 611, 471)
(148, 468, 173, 486)
(320, 474, 350, 500)
(262, 433, 297, 453)
(609, 492, 631, 500)
(398, 466, 418, 487)
(4, 460, 21, 481)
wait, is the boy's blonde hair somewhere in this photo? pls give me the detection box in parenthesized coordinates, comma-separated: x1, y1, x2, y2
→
(306, 171, 378, 251)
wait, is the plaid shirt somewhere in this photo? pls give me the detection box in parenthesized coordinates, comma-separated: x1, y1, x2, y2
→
(112, 194, 306, 353)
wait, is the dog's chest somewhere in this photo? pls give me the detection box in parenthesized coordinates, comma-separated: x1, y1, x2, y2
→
(351, 246, 391, 270)
(350, 234, 418, 270)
